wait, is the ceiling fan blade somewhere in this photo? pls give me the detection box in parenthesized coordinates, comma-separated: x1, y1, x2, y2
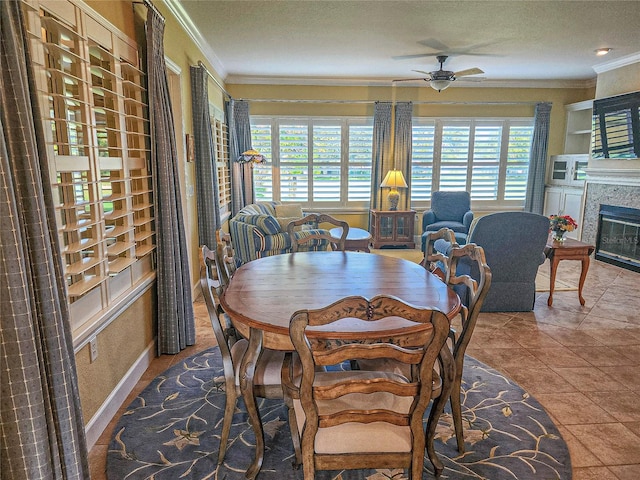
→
(456, 76, 486, 82)
(392, 53, 438, 60)
(455, 67, 484, 77)
(412, 70, 433, 76)
(417, 38, 450, 51)
(392, 78, 428, 83)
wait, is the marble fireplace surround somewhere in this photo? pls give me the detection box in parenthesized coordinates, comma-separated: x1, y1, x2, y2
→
(581, 164, 640, 245)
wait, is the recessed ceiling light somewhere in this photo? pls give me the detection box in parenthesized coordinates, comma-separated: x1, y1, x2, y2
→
(595, 48, 612, 56)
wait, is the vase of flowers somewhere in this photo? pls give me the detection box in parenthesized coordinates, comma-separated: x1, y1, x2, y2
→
(549, 214, 578, 243)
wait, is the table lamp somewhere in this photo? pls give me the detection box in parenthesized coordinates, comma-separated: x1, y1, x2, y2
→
(380, 169, 408, 211)
(237, 149, 266, 164)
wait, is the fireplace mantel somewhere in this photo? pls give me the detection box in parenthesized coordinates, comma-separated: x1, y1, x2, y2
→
(585, 166, 640, 186)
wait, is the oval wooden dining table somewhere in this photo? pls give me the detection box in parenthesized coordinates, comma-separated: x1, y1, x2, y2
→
(220, 250, 461, 479)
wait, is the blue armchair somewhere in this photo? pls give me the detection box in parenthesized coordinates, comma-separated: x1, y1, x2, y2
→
(421, 191, 473, 252)
(435, 211, 549, 312)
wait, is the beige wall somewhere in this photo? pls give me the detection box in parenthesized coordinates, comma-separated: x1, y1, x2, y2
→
(228, 83, 594, 159)
(76, 289, 155, 420)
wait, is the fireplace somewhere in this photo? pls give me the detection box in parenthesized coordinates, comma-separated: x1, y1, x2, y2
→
(595, 205, 640, 272)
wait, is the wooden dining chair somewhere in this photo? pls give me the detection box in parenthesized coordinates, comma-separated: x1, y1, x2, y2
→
(422, 227, 459, 280)
(287, 213, 349, 252)
(282, 294, 450, 480)
(444, 243, 492, 453)
(200, 245, 288, 464)
(218, 232, 238, 283)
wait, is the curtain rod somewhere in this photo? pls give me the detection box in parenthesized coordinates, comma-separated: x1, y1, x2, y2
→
(242, 98, 540, 106)
(198, 61, 232, 100)
(133, 0, 164, 21)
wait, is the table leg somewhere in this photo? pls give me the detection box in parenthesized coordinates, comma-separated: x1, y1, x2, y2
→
(240, 327, 264, 480)
(578, 255, 590, 306)
(547, 256, 560, 307)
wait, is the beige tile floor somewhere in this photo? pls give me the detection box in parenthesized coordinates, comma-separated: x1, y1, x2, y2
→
(89, 257, 640, 480)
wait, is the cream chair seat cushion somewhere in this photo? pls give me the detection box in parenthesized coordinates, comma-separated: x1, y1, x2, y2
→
(230, 339, 290, 387)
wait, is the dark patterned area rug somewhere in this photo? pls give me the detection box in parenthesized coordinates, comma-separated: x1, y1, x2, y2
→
(107, 348, 571, 480)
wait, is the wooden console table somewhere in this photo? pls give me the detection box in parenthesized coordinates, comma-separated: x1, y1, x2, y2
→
(544, 236, 595, 307)
(370, 209, 416, 249)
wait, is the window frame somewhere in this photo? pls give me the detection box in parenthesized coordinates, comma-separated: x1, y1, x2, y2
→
(251, 116, 374, 210)
(252, 114, 534, 212)
(410, 117, 534, 210)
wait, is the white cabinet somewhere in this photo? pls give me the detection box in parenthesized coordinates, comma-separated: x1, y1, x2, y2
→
(544, 154, 588, 240)
(564, 100, 593, 154)
(542, 99, 592, 240)
(548, 154, 589, 186)
(543, 186, 584, 239)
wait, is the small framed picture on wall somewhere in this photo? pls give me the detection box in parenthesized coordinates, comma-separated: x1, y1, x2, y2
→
(186, 134, 195, 162)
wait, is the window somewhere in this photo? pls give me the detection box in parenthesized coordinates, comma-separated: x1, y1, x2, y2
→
(411, 119, 534, 207)
(23, 0, 155, 338)
(251, 117, 373, 208)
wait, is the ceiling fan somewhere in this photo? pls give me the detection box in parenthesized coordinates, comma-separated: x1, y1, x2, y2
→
(393, 55, 484, 92)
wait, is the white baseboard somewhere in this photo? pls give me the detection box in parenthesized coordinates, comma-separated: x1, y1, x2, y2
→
(84, 340, 156, 449)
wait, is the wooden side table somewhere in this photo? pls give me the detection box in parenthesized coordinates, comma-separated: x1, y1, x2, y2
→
(370, 209, 416, 249)
(329, 227, 372, 252)
(544, 236, 595, 306)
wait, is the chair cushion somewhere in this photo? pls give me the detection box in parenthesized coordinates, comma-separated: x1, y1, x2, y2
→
(230, 339, 286, 386)
(425, 220, 467, 233)
(431, 191, 471, 222)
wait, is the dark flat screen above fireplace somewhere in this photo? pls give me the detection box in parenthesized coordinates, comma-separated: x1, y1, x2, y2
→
(596, 205, 640, 272)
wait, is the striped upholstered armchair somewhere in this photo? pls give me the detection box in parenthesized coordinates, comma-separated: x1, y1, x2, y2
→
(228, 202, 331, 265)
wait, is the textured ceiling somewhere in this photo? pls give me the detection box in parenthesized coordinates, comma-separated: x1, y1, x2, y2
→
(174, 0, 640, 86)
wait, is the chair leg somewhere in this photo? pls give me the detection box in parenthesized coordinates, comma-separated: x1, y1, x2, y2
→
(286, 399, 302, 466)
(281, 353, 302, 466)
(450, 375, 465, 454)
(426, 347, 455, 477)
(217, 390, 238, 464)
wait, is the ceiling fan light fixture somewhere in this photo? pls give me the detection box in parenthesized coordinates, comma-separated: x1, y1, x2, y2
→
(430, 79, 452, 92)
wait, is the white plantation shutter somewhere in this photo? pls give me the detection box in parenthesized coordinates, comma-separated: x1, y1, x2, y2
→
(251, 123, 273, 201)
(280, 123, 309, 202)
(505, 123, 534, 200)
(411, 119, 533, 205)
(348, 124, 373, 202)
(251, 116, 533, 208)
(470, 123, 502, 200)
(312, 125, 341, 202)
(411, 123, 435, 202)
(440, 123, 471, 191)
(250, 118, 372, 207)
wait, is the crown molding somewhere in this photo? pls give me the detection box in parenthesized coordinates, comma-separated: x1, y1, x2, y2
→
(163, 0, 226, 78)
(593, 52, 640, 74)
(225, 75, 596, 90)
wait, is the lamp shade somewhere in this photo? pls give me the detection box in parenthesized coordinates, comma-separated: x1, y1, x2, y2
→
(430, 79, 452, 92)
(380, 169, 408, 189)
(237, 149, 266, 164)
